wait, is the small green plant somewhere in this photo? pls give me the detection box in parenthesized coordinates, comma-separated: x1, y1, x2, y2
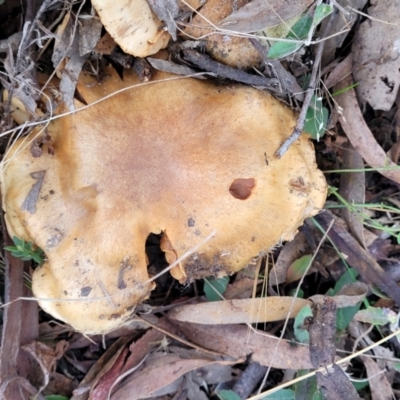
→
(4, 236, 44, 263)
(327, 186, 400, 243)
(267, 4, 333, 60)
(203, 276, 229, 301)
(303, 95, 329, 140)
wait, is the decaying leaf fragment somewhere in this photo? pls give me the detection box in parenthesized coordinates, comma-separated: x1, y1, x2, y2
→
(1, 67, 326, 334)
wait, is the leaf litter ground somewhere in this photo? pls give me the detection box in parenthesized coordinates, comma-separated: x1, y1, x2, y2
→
(1, 0, 400, 399)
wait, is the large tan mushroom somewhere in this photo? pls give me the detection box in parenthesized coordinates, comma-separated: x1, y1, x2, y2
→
(1, 67, 327, 334)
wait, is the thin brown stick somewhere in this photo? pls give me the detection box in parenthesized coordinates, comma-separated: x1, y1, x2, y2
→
(182, 49, 281, 93)
(275, 10, 337, 158)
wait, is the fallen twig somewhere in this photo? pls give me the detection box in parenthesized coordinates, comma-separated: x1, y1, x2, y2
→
(182, 49, 281, 93)
(275, 9, 337, 158)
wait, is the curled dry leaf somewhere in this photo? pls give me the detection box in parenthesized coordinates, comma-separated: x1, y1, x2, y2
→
(339, 143, 366, 247)
(218, 0, 314, 33)
(352, 0, 400, 111)
(360, 356, 394, 400)
(1, 67, 326, 334)
(51, 13, 86, 111)
(168, 297, 311, 324)
(269, 231, 308, 287)
(110, 352, 234, 400)
(147, 57, 200, 77)
(71, 336, 132, 399)
(78, 17, 103, 56)
(310, 282, 368, 309)
(147, 0, 179, 41)
(336, 76, 400, 185)
(321, 0, 367, 66)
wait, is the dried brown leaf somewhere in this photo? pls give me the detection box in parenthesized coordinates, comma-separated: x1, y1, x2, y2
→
(89, 347, 128, 400)
(315, 211, 400, 306)
(321, 0, 367, 66)
(168, 297, 311, 324)
(353, 0, 400, 111)
(78, 16, 103, 56)
(361, 356, 393, 400)
(336, 75, 400, 185)
(148, 0, 179, 40)
(218, 0, 314, 33)
(224, 277, 262, 300)
(22, 340, 68, 395)
(174, 322, 313, 369)
(71, 336, 132, 400)
(111, 352, 232, 400)
(310, 282, 368, 308)
(147, 57, 199, 77)
(324, 54, 352, 89)
(52, 13, 88, 111)
(339, 143, 366, 247)
(269, 231, 308, 287)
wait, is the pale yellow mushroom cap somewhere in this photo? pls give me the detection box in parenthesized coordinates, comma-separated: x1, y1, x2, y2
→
(1, 68, 327, 334)
(91, 0, 170, 57)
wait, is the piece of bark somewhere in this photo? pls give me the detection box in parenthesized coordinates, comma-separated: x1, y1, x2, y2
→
(316, 364, 361, 400)
(232, 362, 267, 400)
(0, 243, 39, 399)
(309, 298, 360, 399)
(309, 297, 336, 368)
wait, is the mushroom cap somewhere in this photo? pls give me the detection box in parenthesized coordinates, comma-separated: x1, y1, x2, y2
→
(91, 0, 170, 57)
(1, 68, 327, 334)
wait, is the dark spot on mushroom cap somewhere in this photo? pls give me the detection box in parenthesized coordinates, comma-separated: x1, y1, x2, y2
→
(229, 178, 255, 200)
(80, 286, 92, 297)
(188, 218, 195, 227)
